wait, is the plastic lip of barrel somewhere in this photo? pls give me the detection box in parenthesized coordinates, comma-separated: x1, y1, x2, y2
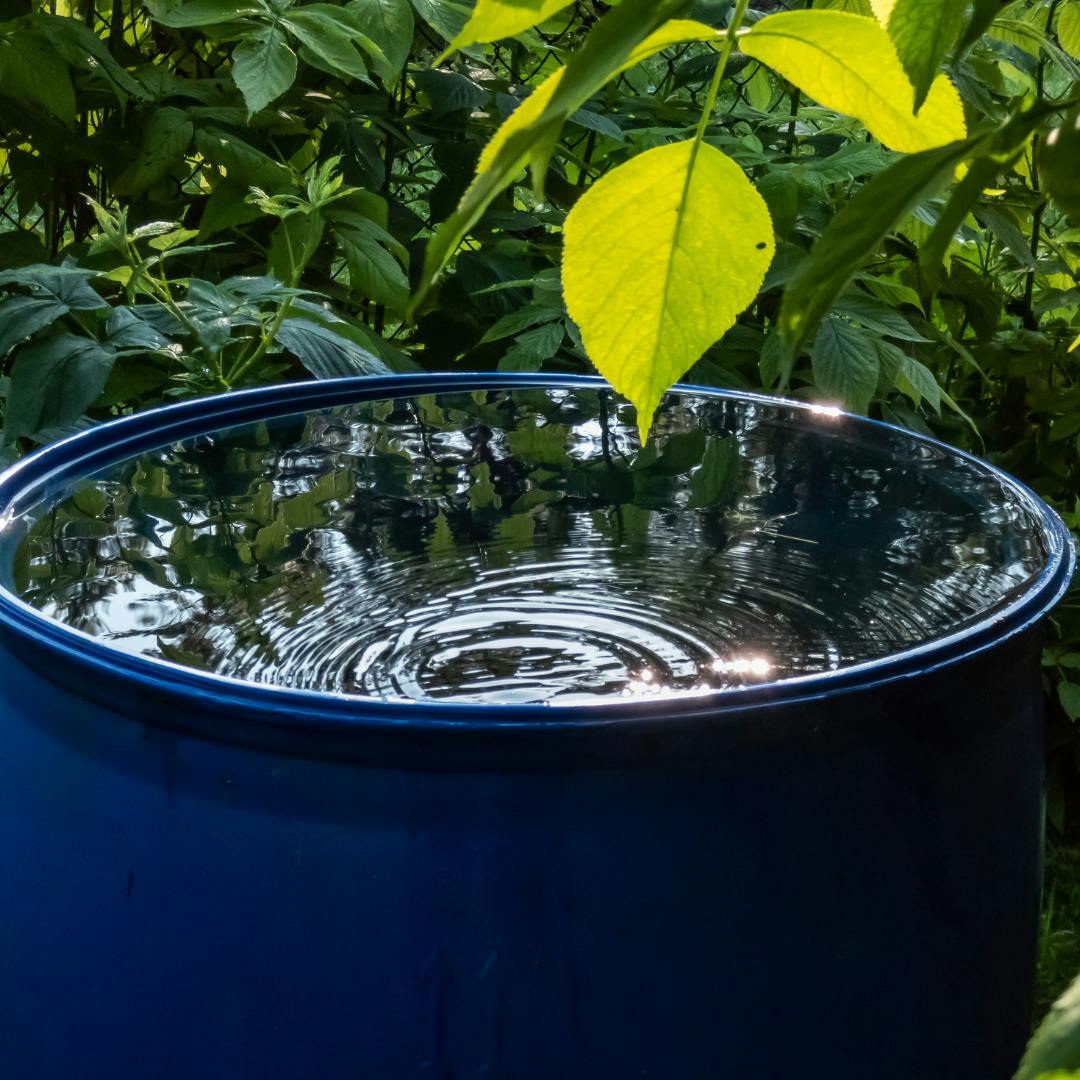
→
(0, 372, 1075, 1080)
(0, 371, 1074, 740)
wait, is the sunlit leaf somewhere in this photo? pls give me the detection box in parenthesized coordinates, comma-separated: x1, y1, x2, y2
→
(448, 0, 573, 54)
(1060, 2, 1080, 64)
(562, 140, 774, 440)
(740, 11, 967, 153)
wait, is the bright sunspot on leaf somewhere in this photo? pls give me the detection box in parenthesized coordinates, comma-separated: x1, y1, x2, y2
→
(562, 140, 774, 442)
(740, 11, 966, 154)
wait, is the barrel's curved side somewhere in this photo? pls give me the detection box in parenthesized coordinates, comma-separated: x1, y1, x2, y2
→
(0, 626, 1045, 1080)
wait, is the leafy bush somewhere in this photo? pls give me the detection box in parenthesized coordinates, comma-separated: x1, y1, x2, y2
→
(0, 0, 1077, 786)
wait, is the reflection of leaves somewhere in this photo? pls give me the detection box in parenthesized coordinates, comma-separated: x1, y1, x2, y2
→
(689, 436, 739, 509)
(427, 511, 456, 558)
(633, 428, 706, 476)
(254, 519, 291, 563)
(468, 461, 501, 510)
(506, 419, 570, 466)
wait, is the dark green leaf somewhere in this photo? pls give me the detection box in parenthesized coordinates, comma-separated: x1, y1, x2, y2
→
(885, 0, 967, 113)
(833, 292, 930, 341)
(232, 25, 298, 114)
(0, 30, 76, 123)
(274, 317, 394, 377)
(4, 335, 116, 443)
(0, 295, 70, 356)
(268, 212, 326, 287)
(809, 317, 879, 414)
(144, 0, 264, 27)
(346, 0, 414, 78)
(282, 9, 371, 82)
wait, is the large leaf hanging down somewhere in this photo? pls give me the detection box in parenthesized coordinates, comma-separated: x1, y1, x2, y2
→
(562, 141, 774, 441)
(881, 0, 968, 112)
(448, 0, 573, 54)
(740, 11, 966, 154)
(409, 10, 719, 312)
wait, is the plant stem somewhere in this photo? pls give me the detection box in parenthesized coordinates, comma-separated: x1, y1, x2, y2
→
(690, 0, 752, 153)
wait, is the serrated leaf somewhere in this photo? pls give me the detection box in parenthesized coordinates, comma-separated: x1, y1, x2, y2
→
(480, 305, 561, 343)
(779, 138, 975, 355)
(1060, 2, 1080, 61)
(332, 216, 409, 309)
(282, 9, 371, 82)
(833, 291, 930, 340)
(497, 321, 563, 371)
(895, 354, 941, 412)
(194, 128, 293, 190)
(274, 317, 394, 378)
(0, 295, 70, 356)
(809, 317, 879, 413)
(232, 25, 298, 114)
(4, 334, 116, 443)
(346, 0, 414, 78)
(448, 0, 573, 53)
(562, 140, 774, 441)
(883, 0, 967, 113)
(740, 11, 967, 154)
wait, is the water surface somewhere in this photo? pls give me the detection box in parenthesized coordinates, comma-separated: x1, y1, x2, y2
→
(6, 388, 1048, 705)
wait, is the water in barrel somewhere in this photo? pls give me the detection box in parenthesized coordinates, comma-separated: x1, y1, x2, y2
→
(6, 388, 1047, 705)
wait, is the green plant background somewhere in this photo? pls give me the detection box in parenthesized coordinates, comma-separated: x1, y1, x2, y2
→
(1, 0, 1080, 1056)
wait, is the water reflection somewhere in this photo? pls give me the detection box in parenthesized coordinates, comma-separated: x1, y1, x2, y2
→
(4, 388, 1048, 706)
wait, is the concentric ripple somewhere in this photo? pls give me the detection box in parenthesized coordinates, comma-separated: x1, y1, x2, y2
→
(5, 387, 1049, 706)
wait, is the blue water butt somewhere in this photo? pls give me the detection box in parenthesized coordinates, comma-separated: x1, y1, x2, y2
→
(0, 374, 1073, 1080)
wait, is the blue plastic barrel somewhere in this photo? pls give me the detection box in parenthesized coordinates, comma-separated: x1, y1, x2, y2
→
(0, 374, 1073, 1079)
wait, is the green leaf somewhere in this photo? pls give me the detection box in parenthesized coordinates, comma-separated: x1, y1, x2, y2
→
(143, 0, 264, 27)
(282, 9, 371, 82)
(883, 0, 967, 113)
(480, 305, 562, 343)
(689, 435, 738, 508)
(36, 14, 149, 101)
(497, 321, 563, 371)
(274, 317, 395, 378)
(0, 31, 76, 124)
(0, 295, 71, 356)
(4, 335, 116, 443)
(194, 128, 293, 191)
(1018, 970, 1080, 1078)
(448, 0, 573, 53)
(409, 0, 473, 43)
(231, 25, 299, 114)
(955, 0, 1002, 54)
(778, 137, 974, 356)
(1060, 2, 1080, 62)
(809, 317, 879, 413)
(346, 0, 414, 78)
(740, 11, 967, 154)
(1040, 109, 1080, 222)
(1060, 681, 1080, 723)
(895, 354, 941, 412)
(118, 107, 194, 196)
(0, 263, 107, 311)
(268, 211, 326, 287)
(833, 291, 930, 341)
(331, 215, 410, 309)
(562, 140, 774, 441)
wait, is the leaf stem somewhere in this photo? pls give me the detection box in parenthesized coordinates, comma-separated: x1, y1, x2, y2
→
(691, 0, 752, 152)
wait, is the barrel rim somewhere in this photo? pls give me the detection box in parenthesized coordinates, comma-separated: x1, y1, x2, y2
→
(0, 372, 1073, 733)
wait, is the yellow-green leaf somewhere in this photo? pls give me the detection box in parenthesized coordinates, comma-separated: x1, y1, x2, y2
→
(883, 0, 968, 113)
(562, 141, 774, 441)
(1059, 1, 1080, 61)
(411, 13, 722, 312)
(740, 11, 966, 154)
(448, 0, 572, 53)
(869, 0, 893, 22)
